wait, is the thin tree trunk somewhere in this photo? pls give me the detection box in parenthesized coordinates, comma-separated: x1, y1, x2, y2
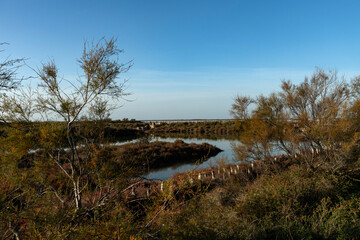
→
(73, 180, 82, 210)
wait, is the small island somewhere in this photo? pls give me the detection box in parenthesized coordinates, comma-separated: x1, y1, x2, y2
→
(113, 140, 222, 173)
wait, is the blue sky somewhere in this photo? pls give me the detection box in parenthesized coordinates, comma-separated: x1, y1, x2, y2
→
(2, 0, 360, 119)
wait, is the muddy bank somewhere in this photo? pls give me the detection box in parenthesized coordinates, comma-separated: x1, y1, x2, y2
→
(121, 154, 300, 203)
(19, 140, 222, 174)
(114, 140, 222, 172)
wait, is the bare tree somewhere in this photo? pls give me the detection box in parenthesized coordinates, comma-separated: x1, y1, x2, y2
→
(0, 43, 26, 90)
(34, 38, 132, 210)
(231, 69, 354, 170)
(230, 95, 253, 120)
(0, 38, 132, 212)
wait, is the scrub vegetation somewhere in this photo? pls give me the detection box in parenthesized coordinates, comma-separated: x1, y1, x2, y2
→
(146, 69, 360, 239)
(1, 38, 360, 239)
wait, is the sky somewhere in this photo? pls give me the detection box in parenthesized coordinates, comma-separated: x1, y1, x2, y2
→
(2, 0, 360, 120)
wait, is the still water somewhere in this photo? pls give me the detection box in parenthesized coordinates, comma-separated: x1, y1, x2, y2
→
(142, 137, 241, 180)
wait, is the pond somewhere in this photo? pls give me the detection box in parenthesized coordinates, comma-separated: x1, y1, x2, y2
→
(141, 136, 241, 180)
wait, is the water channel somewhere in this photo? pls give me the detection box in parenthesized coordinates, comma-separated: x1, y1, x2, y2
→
(119, 136, 241, 180)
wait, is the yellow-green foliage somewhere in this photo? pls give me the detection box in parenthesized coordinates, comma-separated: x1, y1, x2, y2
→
(155, 165, 360, 239)
(231, 69, 360, 170)
(309, 197, 360, 238)
(236, 166, 333, 218)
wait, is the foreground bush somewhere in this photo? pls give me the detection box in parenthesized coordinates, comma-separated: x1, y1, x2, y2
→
(155, 165, 360, 239)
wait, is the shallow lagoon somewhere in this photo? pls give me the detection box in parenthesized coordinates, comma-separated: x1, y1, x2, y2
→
(141, 137, 240, 180)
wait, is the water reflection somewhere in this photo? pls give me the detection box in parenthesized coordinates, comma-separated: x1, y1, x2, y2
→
(143, 137, 241, 180)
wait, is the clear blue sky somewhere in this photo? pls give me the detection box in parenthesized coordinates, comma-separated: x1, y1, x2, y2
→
(2, 0, 360, 120)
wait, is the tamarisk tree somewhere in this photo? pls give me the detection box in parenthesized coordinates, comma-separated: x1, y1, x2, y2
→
(0, 38, 132, 212)
(36, 38, 131, 210)
(231, 69, 360, 170)
(0, 42, 26, 91)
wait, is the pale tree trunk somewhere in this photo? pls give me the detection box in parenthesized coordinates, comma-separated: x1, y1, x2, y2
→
(73, 178, 82, 210)
(9, 222, 21, 240)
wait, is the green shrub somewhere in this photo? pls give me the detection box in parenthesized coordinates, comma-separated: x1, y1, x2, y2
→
(155, 166, 360, 239)
(235, 166, 334, 219)
(310, 196, 360, 239)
